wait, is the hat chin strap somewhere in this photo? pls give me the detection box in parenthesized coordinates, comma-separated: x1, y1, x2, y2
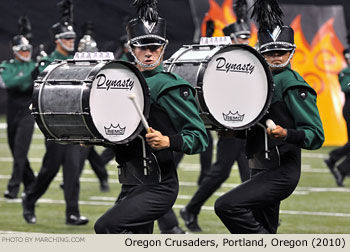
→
(129, 41, 168, 69)
(14, 50, 32, 62)
(58, 38, 74, 52)
(266, 49, 295, 69)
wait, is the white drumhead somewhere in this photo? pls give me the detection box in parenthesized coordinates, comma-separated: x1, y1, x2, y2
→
(202, 47, 269, 129)
(89, 62, 145, 143)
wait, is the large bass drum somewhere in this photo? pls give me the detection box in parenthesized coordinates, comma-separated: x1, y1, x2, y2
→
(164, 44, 273, 130)
(32, 58, 150, 145)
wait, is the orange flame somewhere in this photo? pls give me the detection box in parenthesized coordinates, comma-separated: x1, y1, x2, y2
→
(290, 15, 347, 145)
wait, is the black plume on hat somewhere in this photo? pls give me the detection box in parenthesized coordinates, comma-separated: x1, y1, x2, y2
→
(133, 0, 158, 23)
(251, 0, 283, 32)
(206, 19, 215, 37)
(18, 16, 32, 41)
(223, 0, 251, 40)
(57, 0, 74, 25)
(82, 21, 94, 36)
(235, 0, 248, 23)
(251, 0, 295, 53)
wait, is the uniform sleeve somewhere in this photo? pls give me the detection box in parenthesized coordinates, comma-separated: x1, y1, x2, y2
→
(0, 63, 35, 90)
(284, 87, 325, 150)
(157, 86, 208, 154)
(338, 71, 350, 93)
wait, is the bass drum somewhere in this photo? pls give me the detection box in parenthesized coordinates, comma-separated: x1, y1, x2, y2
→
(164, 44, 273, 130)
(32, 59, 150, 145)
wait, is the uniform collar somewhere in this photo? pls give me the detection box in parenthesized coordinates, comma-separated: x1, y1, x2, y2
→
(52, 49, 71, 60)
(272, 63, 291, 75)
(141, 64, 163, 78)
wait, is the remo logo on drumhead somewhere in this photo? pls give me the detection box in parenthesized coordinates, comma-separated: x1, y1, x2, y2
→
(202, 46, 269, 129)
(89, 62, 145, 143)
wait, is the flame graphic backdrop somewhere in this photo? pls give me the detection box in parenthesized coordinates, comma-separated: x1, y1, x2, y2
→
(201, 0, 347, 146)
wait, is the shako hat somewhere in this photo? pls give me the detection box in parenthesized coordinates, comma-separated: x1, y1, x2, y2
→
(223, 0, 251, 40)
(126, 0, 167, 47)
(12, 16, 32, 52)
(51, 0, 76, 40)
(251, 0, 295, 53)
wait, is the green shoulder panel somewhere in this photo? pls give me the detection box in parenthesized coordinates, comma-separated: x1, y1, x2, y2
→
(338, 67, 350, 93)
(274, 68, 316, 96)
(148, 71, 195, 101)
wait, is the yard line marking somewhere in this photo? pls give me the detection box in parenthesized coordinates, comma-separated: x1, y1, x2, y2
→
(0, 143, 45, 150)
(0, 133, 44, 139)
(0, 174, 349, 193)
(1, 198, 350, 218)
(180, 165, 330, 174)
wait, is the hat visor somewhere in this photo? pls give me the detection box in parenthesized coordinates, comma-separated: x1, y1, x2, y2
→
(260, 44, 295, 54)
(13, 44, 32, 52)
(131, 38, 166, 47)
(56, 32, 76, 40)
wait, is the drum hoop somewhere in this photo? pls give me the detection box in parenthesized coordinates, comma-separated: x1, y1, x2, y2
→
(164, 46, 194, 72)
(81, 62, 108, 141)
(198, 44, 274, 130)
(37, 61, 68, 139)
(85, 60, 150, 145)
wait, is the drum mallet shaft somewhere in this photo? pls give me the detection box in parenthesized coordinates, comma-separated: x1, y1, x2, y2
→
(128, 93, 151, 133)
(264, 119, 277, 159)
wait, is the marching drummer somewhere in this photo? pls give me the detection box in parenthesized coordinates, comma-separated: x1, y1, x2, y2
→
(94, 0, 208, 234)
(214, 0, 324, 233)
(1, 16, 36, 199)
(180, 0, 251, 233)
(22, 0, 88, 226)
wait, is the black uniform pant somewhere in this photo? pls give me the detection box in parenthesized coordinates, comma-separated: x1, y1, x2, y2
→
(100, 147, 116, 166)
(186, 137, 249, 215)
(80, 146, 108, 182)
(25, 141, 82, 217)
(94, 176, 179, 234)
(156, 131, 213, 231)
(215, 155, 300, 234)
(6, 109, 35, 196)
(329, 100, 350, 175)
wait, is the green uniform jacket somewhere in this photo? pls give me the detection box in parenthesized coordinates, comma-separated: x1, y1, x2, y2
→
(38, 50, 72, 73)
(0, 58, 35, 92)
(143, 65, 208, 154)
(338, 66, 350, 94)
(115, 65, 208, 184)
(272, 66, 324, 150)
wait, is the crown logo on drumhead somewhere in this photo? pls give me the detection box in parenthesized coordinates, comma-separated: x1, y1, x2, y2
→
(104, 124, 126, 136)
(222, 111, 245, 122)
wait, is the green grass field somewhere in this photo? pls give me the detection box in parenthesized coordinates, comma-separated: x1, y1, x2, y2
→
(1, 115, 349, 234)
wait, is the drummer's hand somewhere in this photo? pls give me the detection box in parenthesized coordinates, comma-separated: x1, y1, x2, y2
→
(146, 127, 170, 150)
(267, 125, 287, 140)
(217, 129, 236, 138)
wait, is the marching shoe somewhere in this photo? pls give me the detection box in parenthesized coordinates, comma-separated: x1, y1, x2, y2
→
(180, 207, 202, 232)
(161, 225, 186, 234)
(324, 158, 339, 183)
(22, 196, 36, 224)
(66, 214, 89, 225)
(4, 190, 17, 199)
(334, 169, 345, 187)
(100, 179, 110, 192)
